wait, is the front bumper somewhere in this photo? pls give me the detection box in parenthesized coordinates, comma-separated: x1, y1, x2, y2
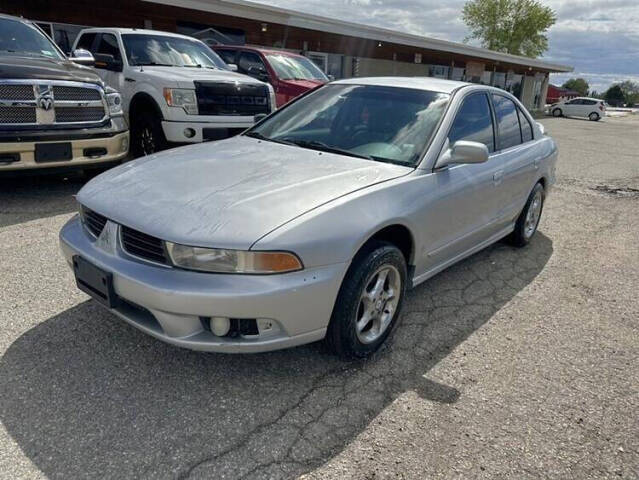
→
(59, 215, 347, 353)
(161, 119, 254, 143)
(0, 130, 129, 171)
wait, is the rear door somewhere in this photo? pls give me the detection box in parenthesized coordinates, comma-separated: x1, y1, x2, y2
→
(563, 98, 581, 116)
(491, 94, 538, 226)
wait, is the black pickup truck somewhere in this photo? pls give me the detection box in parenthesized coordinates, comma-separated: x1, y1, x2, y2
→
(0, 14, 129, 172)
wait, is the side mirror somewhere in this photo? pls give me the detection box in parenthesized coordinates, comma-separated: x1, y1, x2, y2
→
(536, 122, 546, 135)
(247, 65, 268, 82)
(435, 140, 489, 170)
(327, 74, 335, 81)
(254, 113, 268, 123)
(227, 63, 238, 72)
(70, 49, 95, 67)
(93, 53, 123, 72)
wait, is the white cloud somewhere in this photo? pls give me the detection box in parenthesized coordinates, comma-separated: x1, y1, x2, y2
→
(250, 0, 639, 90)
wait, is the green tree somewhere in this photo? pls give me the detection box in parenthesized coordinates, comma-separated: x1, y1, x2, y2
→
(562, 78, 589, 96)
(462, 0, 557, 57)
(604, 85, 626, 106)
(618, 80, 639, 106)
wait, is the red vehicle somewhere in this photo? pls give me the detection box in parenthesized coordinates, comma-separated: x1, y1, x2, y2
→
(213, 45, 329, 107)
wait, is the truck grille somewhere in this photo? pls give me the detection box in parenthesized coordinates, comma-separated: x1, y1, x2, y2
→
(0, 80, 106, 127)
(194, 81, 270, 116)
(0, 106, 37, 124)
(121, 226, 168, 265)
(81, 207, 108, 238)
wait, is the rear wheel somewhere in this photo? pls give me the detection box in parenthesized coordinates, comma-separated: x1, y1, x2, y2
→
(131, 110, 167, 158)
(589, 112, 600, 121)
(552, 108, 562, 117)
(325, 241, 407, 359)
(508, 182, 545, 247)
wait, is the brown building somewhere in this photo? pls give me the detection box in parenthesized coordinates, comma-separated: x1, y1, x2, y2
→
(1, 0, 572, 110)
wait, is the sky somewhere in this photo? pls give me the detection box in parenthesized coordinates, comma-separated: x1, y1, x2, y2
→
(251, 0, 639, 92)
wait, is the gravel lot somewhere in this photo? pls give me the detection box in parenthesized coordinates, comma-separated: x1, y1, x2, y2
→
(1, 115, 637, 479)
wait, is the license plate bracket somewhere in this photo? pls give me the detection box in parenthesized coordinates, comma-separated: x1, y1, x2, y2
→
(35, 142, 72, 163)
(73, 255, 118, 308)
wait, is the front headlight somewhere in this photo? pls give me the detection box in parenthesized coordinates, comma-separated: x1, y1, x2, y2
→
(105, 89, 123, 116)
(163, 88, 198, 115)
(166, 242, 303, 274)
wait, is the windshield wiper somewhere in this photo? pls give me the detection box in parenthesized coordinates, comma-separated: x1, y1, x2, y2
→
(283, 139, 374, 160)
(136, 62, 175, 67)
(244, 131, 296, 146)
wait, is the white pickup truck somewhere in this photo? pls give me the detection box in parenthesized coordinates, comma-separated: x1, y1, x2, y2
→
(72, 28, 275, 156)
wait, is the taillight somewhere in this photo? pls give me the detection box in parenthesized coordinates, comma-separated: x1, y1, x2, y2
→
(599, 104, 604, 111)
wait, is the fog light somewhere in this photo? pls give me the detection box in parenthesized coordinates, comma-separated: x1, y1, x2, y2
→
(184, 128, 196, 138)
(120, 136, 129, 153)
(210, 317, 230, 336)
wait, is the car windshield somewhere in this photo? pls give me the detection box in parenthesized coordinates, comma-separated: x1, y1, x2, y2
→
(0, 18, 64, 60)
(265, 54, 328, 81)
(122, 34, 229, 69)
(246, 84, 450, 166)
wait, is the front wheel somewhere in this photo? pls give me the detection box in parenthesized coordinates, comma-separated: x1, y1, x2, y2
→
(552, 108, 563, 117)
(131, 111, 167, 158)
(325, 242, 407, 359)
(508, 182, 545, 247)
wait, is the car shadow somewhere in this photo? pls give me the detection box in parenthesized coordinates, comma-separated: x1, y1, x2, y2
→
(0, 172, 87, 228)
(0, 233, 553, 479)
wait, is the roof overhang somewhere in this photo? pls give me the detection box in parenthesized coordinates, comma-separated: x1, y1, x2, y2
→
(142, 0, 573, 73)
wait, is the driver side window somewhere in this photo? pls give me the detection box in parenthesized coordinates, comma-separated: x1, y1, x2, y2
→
(238, 51, 266, 77)
(448, 93, 495, 152)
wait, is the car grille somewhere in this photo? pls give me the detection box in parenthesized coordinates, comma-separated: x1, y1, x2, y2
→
(81, 207, 108, 238)
(0, 80, 106, 127)
(121, 226, 168, 264)
(194, 81, 270, 116)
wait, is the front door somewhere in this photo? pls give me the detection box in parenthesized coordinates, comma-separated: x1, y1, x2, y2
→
(414, 92, 505, 275)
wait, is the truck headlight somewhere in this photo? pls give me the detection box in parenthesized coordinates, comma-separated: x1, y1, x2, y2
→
(166, 242, 303, 274)
(105, 89, 123, 116)
(163, 88, 198, 115)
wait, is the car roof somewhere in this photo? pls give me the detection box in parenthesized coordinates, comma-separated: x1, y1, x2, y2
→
(78, 27, 198, 41)
(214, 45, 306, 58)
(332, 77, 470, 94)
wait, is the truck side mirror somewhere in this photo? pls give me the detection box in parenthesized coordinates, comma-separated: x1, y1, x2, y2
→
(70, 49, 95, 67)
(247, 66, 268, 82)
(93, 53, 123, 72)
(227, 63, 238, 72)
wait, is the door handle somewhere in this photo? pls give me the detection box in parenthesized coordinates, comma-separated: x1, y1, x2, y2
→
(493, 170, 504, 184)
(533, 157, 541, 169)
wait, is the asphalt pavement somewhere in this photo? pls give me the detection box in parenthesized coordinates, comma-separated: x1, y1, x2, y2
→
(0, 115, 637, 479)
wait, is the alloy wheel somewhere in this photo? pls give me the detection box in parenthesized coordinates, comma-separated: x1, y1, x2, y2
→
(524, 190, 543, 239)
(355, 265, 401, 344)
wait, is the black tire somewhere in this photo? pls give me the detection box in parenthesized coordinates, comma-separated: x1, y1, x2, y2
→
(325, 241, 407, 359)
(508, 182, 545, 247)
(589, 112, 600, 121)
(552, 108, 562, 117)
(131, 110, 167, 158)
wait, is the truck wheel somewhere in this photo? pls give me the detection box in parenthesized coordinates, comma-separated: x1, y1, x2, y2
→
(325, 241, 407, 359)
(131, 111, 167, 157)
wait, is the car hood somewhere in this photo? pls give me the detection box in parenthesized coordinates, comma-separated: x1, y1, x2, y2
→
(135, 66, 266, 88)
(0, 55, 103, 83)
(78, 136, 412, 250)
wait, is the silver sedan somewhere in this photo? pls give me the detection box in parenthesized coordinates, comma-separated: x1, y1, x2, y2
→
(59, 77, 557, 358)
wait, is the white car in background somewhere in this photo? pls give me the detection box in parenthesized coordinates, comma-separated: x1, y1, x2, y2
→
(550, 97, 606, 121)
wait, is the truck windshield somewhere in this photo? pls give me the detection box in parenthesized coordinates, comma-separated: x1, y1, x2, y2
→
(0, 18, 64, 60)
(246, 84, 449, 167)
(265, 54, 328, 81)
(122, 34, 229, 69)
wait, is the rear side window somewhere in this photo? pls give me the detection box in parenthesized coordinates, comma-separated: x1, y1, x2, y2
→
(492, 94, 521, 150)
(448, 93, 495, 152)
(517, 108, 533, 142)
(75, 32, 96, 51)
(237, 51, 265, 74)
(96, 33, 121, 61)
(582, 99, 597, 105)
(216, 49, 237, 65)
